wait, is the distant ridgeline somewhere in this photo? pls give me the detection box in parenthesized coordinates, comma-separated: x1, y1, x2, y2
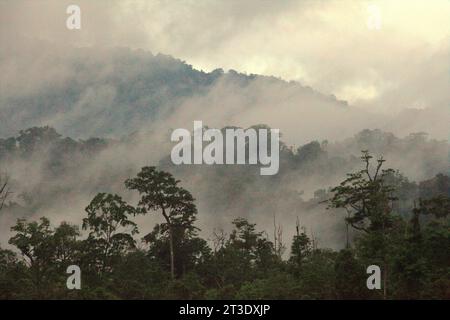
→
(0, 47, 346, 139)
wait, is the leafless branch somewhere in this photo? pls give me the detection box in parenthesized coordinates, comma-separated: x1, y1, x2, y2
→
(0, 173, 11, 211)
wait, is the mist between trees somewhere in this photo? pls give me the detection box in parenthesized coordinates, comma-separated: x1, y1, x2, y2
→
(0, 126, 448, 299)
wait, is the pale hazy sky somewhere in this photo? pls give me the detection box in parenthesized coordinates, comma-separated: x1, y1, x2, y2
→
(1, 0, 449, 112)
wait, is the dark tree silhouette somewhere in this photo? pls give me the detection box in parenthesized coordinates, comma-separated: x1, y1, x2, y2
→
(83, 193, 138, 273)
(125, 166, 197, 279)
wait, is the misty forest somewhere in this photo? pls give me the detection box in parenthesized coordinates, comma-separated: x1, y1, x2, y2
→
(0, 46, 449, 300)
(0, 125, 448, 300)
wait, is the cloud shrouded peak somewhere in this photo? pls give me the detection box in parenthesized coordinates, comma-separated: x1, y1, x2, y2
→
(1, 0, 449, 113)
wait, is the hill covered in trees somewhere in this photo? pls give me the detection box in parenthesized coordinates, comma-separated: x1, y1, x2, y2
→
(0, 44, 347, 139)
(1, 44, 448, 142)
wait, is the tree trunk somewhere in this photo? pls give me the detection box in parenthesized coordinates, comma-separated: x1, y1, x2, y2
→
(168, 226, 175, 280)
(162, 208, 175, 280)
(346, 222, 349, 249)
(383, 262, 388, 300)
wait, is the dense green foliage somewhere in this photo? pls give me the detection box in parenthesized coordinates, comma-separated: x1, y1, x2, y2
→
(0, 155, 448, 300)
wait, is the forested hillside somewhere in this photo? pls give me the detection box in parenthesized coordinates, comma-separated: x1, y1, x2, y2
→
(2, 44, 448, 142)
(0, 44, 347, 139)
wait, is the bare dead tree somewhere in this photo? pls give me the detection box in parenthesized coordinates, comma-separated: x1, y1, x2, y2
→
(273, 214, 277, 251)
(272, 214, 285, 258)
(295, 216, 300, 236)
(0, 173, 11, 211)
(310, 229, 318, 251)
(211, 228, 227, 253)
(277, 225, 284, 256)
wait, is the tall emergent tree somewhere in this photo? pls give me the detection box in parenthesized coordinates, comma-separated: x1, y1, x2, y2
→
(125, 166, 197, 280)
(327, 151, 397, 234)
(326, 151, 398, 299)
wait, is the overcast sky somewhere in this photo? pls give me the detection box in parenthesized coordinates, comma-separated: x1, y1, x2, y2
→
(1, 0, 449, 113)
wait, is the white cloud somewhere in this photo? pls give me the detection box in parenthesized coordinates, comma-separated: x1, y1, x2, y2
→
(1, 0, 449, 113)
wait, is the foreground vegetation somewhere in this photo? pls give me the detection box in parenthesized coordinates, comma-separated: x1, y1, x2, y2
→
(0, 152, 448, 300)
